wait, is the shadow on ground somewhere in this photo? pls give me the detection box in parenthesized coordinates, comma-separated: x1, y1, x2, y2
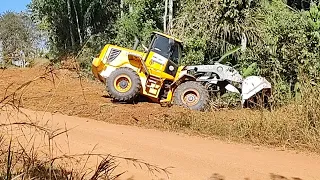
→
(102, 94, 159, 105)
(207, 173, 303, 180)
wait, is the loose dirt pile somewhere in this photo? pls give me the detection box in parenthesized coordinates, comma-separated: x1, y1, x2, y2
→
(0, 66, 257, 130)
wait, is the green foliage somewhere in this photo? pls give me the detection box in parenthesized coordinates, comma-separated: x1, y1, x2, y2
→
(77, 33, 112, 71)
(169, 0, 320, 106)
(287, 0, 313, 10)
(114, 0, 164, 48)
(304, 2, 320, 82)
(77, 0, 165, 70)
(238, 0, 309, 104)
(242, 62, 259, 77)
(217, 46, 241, 64)
(240, 0, 320, 105)
(171, 0, 261, 65)
(180, 38, 207, 65)
(30, 0, 120, 54)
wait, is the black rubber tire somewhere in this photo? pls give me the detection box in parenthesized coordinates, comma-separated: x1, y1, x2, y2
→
(107, 67, 142, 102)
(173, 81, 210, 111)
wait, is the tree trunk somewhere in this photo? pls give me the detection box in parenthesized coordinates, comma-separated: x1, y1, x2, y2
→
(79, 0, 83, 15)
(168, 0, 173, 32)
(67, 0, 75, 49)
(164, 0, 168, 32)
(72, 0, 83, 45)
(120, 0, 124, 17)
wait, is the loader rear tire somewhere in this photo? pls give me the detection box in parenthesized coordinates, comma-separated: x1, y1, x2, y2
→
(173, 81, 210, 111)
(107, 67, 141, 102)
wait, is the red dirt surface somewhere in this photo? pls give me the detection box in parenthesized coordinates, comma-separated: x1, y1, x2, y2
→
(2, 67, 320, 180)
(0, 66, 259, 129)
(2, 109, 320, 180)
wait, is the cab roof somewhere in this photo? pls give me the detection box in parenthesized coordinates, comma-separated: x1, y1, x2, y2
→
(152, 31, 183, 44)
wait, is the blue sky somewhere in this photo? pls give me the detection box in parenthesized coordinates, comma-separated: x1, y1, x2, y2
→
(0, 0, 31, 13)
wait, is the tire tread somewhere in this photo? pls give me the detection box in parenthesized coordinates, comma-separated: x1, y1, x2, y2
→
(106, 67, 141, 102)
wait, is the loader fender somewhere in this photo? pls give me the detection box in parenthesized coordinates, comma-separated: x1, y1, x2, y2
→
(99, 53, 145, 80)
(241, 76, 272, 104)
(160, 74, 197, 105)
(100, 66, 118, 79)
(171, 74, 196, 89)
(92, 57, 101, 67)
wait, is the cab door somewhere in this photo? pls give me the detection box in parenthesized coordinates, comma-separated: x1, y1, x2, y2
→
(145, 34, 180, 81)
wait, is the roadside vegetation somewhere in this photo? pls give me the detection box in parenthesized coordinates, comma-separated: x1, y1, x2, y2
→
(0, 0, 320, 178)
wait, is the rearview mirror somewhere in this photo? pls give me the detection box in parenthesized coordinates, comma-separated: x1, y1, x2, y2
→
(142, 44, 148, 52)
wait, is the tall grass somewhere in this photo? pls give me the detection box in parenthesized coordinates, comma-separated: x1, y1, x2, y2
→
(162, 80, 320, 153)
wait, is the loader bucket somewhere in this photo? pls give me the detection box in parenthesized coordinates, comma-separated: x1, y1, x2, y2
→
(241, 76, 272, 108)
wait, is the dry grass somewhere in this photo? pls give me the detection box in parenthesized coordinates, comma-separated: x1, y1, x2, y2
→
(161, 81, 320, 153)
(0, 66, 170, 180)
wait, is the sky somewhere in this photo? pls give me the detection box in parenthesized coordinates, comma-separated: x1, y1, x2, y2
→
(0, 0, 31, 13)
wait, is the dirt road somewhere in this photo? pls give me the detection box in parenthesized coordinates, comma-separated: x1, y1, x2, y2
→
(2, 108, 319, 180)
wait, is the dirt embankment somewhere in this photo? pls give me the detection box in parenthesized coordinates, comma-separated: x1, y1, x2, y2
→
(0, 67, 170, 124)
(0, 67, 258, 130)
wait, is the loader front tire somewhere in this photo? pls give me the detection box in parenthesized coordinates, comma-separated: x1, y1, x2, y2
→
(173, 81, 209, 111)
(107, 67, 141, 102)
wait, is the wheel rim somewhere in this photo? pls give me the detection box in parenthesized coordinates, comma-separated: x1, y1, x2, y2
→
(181, 89, 200, 107)
(114, 75, 132, 93)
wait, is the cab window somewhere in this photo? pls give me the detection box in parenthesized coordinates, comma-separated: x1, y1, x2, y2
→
(150, 35, 181, 64)
(151, 35, 170, 58)
(170, 43, 182, 64)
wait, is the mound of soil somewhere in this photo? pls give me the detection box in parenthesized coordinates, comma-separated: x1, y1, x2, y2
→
(0, 66, 257, 129)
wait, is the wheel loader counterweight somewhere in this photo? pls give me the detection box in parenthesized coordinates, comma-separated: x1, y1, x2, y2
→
(92, 32, 272, 111)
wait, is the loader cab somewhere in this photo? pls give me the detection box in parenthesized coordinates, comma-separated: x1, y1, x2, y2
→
(149, 33, 183, 65)
(144, 32, 183, 79)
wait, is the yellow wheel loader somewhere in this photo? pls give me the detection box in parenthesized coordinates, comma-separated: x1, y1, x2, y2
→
(92, 32, 210, 110)
(92, 32, 272, 111)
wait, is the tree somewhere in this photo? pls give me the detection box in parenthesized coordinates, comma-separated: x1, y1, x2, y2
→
(30, 0, 120, 54)
(0, 12, 32, 60)
(164, 0, 168, 32)
(171, 0, 261, 65)
(114, 0, 164, 48)
(168, 0, 173, 31)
